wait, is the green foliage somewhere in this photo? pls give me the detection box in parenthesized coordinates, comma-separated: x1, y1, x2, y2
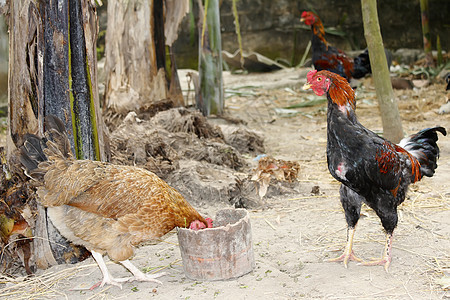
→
(411, 61, 450, 80)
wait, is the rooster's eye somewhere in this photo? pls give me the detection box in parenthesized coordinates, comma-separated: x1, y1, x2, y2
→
(317, 77, 322, 81)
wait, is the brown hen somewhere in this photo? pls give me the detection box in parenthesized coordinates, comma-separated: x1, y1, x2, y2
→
(19, 115, 212, 289)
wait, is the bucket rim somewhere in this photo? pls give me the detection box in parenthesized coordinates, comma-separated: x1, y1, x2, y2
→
(178, 208, 250, 234)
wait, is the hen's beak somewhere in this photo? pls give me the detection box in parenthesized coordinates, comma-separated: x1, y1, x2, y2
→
(302, 83, 312, 90)
(300, 18, 305, 22)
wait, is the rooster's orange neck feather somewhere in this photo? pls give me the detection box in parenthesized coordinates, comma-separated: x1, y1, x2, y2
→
(311, 14, 328, 48)
(320, 71, 356, 110)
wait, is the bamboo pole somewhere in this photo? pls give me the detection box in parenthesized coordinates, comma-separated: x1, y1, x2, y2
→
(197, 0, 224, 116)
(419, 0, 434, 67)
(361, 0, 403, 143)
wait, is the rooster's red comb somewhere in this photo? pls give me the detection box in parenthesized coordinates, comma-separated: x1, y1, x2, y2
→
(307, 70, 318, 83)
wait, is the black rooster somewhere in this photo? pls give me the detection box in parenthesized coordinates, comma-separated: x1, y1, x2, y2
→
(303, 70, 446, 271)
(300, 11, 390, 82)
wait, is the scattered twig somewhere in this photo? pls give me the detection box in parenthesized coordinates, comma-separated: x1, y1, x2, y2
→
(264, 218, 277, 230)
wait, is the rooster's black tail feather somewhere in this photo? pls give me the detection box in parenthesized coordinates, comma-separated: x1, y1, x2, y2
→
(399, 126, 446, 177)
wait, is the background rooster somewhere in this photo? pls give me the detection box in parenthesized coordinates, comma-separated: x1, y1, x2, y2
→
(303, 70, 446, 271)
(300, 11, 387, 82)
(19, 115, 212, 289)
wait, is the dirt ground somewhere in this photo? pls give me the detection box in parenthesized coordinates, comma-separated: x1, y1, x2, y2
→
(1, 68, 449, 299)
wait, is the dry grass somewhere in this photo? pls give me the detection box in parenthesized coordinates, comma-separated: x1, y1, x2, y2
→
(0, 264, 93, 299)
(0, 256, 182, 300)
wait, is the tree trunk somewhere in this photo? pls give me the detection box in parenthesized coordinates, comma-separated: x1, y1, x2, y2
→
(104, 0, 186, 115)
(197, 0, 224, 116)
(361, 0, 403, 143)
(6, 0, 106, 270)
(6, 0, 40, 159)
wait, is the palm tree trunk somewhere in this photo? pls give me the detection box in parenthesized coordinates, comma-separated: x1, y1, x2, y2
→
(104, 0, 186, 115)
(6, 0, 106, 270)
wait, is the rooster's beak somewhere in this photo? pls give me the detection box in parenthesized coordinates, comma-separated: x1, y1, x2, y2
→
(300, 18, 305, 22)
(302, 83, 312, 90)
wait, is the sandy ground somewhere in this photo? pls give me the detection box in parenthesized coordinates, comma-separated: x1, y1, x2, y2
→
(2, 68, 449, 299)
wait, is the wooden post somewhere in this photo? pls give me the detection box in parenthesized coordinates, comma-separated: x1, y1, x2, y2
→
(361, 0, 403, 143)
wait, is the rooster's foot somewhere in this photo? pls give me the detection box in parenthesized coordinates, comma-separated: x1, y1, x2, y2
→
(359, 257, 391, 272)
(328, 251, 362, 268)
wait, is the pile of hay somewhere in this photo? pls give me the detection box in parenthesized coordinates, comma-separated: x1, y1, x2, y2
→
(108, 108, 266, 206)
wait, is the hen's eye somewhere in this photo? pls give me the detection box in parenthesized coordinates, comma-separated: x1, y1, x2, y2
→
(317, 77, 322, 81)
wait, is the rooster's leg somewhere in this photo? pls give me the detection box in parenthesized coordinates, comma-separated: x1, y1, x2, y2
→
(329, 185, 363, 267)
(360, 232, 393, 272)
(119, 259, 166, 284)
(328, 226, 362, 267)
(90, 250, 124, 289)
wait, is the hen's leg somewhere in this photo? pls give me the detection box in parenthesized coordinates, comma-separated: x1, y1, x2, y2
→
(119, 259, 166, 284)
(90, 251, 166, 289)
(90, 250, 124, 289)
(328, 185, 363, 267)
(359, 232, 393, 272)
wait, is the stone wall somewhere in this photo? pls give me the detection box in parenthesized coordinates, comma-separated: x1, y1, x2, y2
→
(173, 0, 449, 69)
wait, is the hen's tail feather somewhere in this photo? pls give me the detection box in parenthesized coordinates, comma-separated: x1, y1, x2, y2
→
(20, 134, 47, 164)
(19, 134, 48, 180)
(399, 126, 446, 178)
(19, 115, 72, 180)
(43, 115, 72, 159)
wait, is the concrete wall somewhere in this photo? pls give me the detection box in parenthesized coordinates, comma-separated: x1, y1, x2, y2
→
(173, 0, 449, 69)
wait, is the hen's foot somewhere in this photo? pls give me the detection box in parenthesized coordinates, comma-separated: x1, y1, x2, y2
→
(89, 272, 166, 290)
(90, 250, 126, 290)
(129, 271, 166, 284)
(90, 276, 124, 290)
(120, 259, 166, 285)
